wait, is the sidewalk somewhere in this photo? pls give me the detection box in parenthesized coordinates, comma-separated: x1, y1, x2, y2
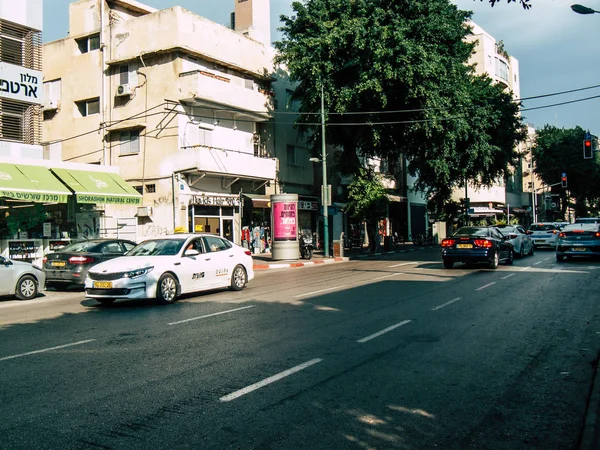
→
(251, 241, 420, 270)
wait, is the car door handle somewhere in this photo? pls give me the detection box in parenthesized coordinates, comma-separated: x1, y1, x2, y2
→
(204, 258, 211, 261)
(229, 255, 234, 257)
(174, 262, 181, 266)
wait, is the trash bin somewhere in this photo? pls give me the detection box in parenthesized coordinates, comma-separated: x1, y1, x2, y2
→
(332, 240, 343, 257)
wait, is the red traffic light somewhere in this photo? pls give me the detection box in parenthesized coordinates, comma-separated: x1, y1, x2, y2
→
(561, 175, 567, 188)
(584, 139, 593, 159)
(585, 139, 592, 148)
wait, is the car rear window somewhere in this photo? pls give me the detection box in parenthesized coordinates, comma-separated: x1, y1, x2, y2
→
(60, 241, 100, 252)
(562, 223, 598, 232)
(529, 224, 556, 231)
(454, 227, 489, 237)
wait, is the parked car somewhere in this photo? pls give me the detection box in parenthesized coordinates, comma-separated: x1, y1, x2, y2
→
(0, 255, 45, 300)
(555, 222, 600, 261)
(43, 239, 137, 289)
(528, 222, 561, 249)
(441, 226, 514, 269)
(85, 234, 254, 305)
(495, 224, 534, 258)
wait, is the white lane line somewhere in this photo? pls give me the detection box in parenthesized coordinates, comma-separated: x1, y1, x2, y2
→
(520, 266, 531, 272)
(533, 261, 542, 266)
(431, 297, 461, 311)
(294, 286, 346, 299)
(501, 273, 516, 280)
(372, 273, 402, 281)
(388, 262, 417, 268)
(476, 282, 496, 291)
(168, 305, 255, 325)
(357, 320, 412, 343)
(544, 257, 551, 261)
(0, 339, 96, 362)
(219, 358, 323, 402)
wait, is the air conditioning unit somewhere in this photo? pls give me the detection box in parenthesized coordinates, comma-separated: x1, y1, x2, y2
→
(42, 99, 59, 110)
(137, 206, 153, 217)
(116, 84, 132, 97)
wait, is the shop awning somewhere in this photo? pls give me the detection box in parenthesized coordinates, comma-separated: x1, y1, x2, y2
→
(0, 163, 72, 203)
(51, 168, 142, 205)
(243, 193, 271, 209)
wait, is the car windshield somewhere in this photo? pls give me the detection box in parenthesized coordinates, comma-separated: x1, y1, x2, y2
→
(454, 227, 489, 237)
(60, 241, 100, 252)
(128, 239, 186, 256)
(529, 224, 556, 231)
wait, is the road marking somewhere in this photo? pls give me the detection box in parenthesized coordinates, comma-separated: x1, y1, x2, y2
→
(294, 286, 346, 299)
(431, 297, 461, 311)
(372, 273, 402, 281)
(219, 358, 323, 402)
(0, 339, 96, 362)
(501, 273, 516, 280)
(168, 305, 255, 325)
(388, 262, 417, 268)
(533, 261, 542, 265)
(357, 320, 412, 343)
(476, 282, 496, 291)
(520, 266, 531, 272)
(544, 257, 551, 261)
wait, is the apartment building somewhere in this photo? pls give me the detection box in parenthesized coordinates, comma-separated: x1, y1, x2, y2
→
(452, 21, 529, 223)
(42, 0, 312, 243)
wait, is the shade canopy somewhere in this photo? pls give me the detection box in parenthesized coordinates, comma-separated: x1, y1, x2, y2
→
(0, 163, 72, 203)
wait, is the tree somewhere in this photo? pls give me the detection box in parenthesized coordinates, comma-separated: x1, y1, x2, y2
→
(344, 168, 389, 253)
(480, 0, 531, 9)
(533, 125, 600, 218)
(275, 0, 526, 210)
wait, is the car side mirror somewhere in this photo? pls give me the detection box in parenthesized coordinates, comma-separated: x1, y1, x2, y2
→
(184, 249, 200, 257)
(509, 233, 518, 239)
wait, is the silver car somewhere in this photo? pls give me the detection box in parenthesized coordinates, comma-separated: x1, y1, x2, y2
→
(0, 255, 46, 300)
(495, 225, 535, 258)
(528, 222, 561, 249)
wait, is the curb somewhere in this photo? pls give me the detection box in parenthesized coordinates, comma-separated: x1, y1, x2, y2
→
(253, 257, 349, 271)
(580, 357, 600, 450)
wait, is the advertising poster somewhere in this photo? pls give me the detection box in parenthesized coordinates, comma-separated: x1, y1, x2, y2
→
(272, 201, 297, 241)
(76, 212, 100, 239)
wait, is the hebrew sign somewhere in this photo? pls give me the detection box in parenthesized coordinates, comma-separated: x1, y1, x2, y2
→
(0, 63, 43, 104)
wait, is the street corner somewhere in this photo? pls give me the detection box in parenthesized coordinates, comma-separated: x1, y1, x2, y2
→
(252, 256, 349, 271)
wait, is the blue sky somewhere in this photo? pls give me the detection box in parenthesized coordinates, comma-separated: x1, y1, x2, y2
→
(43, 0, 600, 136)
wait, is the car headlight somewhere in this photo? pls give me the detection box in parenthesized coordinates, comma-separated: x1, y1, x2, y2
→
(122, 267, 154, 279)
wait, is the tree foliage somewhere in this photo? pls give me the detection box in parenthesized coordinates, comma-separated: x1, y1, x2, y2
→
(533, 125, 600, 217)
(275, 0, 526, 209)
(480, 0, 531, 9)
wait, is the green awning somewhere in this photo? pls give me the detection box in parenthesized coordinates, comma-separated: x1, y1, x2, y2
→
(0, 163, 72, 203)
(51, 168, 142, 205)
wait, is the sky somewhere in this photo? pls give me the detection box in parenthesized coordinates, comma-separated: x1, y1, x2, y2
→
(42, 0, 600, 136)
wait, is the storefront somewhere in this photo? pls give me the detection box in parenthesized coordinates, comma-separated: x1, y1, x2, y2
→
(187, 193, 241, 243)
(0, 161, 142, 265)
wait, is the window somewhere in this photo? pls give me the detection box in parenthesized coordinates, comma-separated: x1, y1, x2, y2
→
(244, 79, 254, 90)
(0, 19, 41, 70)
(145, 184, 156, 193)
(117, 63, 137, 86)
(0, 98, 25, 141)
(76, 98, 100, 117)
(287, 145, 297, 166)
(0, 35, 23, 66)
(203, 236, 230, 252)
(495, 58, 509, 83)
(76, 34, 100, 53)
(119, 129, 140, 155)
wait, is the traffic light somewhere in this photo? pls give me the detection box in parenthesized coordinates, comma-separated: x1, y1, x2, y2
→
(584, 139, 593, 159)
(561, 173, 568, 188)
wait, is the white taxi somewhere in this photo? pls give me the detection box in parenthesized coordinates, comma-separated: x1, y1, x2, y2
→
(84, 234, 254, 305)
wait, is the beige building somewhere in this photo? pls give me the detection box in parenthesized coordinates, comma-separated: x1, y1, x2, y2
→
(42, 0, 316, 243)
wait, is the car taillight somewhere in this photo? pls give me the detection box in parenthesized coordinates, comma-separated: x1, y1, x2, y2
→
(473, 239, 493, 248)
(244, 250, 252, 256)
(441, 239, 455, 247)
(559, 232, 566, 238)
(42, 257, 47, 263)
(68, 256, 94, 264)
(550, 230, 557, 234)
(595, 232, 600, 237)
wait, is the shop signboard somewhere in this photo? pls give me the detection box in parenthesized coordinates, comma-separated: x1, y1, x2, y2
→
(272, 201, 297, 241)
(0, 62, 43, 104)
(190, 194, 241, 207)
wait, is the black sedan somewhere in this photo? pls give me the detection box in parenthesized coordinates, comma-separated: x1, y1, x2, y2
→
(441, 226, 514, 269)
(43, 239, 136, 289)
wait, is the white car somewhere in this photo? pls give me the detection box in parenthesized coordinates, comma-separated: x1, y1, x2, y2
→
(0, 255, 45, 300)
(528, 222, 561, 249)
(84, 234, 254, 305)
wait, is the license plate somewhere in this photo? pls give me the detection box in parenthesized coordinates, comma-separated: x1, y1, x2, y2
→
(457, 243, 473, 249)
(573, 247, 586, 252)
(52, 261, 66, 267)
(93, 281, 113, 289)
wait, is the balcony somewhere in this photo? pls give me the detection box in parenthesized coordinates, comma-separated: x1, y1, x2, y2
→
(178, 70, 272, 118)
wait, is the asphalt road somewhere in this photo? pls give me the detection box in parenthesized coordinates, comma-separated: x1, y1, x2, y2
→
(1, 248, 599, 449)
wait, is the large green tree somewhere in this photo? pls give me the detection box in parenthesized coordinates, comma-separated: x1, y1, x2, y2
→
(275, 0, 526, 210)
(533, 125, 600, 218)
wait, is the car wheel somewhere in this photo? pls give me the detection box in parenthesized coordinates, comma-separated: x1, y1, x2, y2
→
(506, 249, 514, 265)
(489, 250, 499, 269)
(443, 258, 454, 269)
(556, 254, 565, 262)
(157, 273, 179, 304)
(230, 265, 247, 291)
(15, 275, 38, 300)
(96, 298, 115, 306)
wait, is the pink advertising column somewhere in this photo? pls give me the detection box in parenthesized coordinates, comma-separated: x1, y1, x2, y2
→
(270, 193, 299, 260)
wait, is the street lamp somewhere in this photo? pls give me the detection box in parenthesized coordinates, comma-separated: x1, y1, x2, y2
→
(571, 4, 600, 14)
(309, 85, 330, 258)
